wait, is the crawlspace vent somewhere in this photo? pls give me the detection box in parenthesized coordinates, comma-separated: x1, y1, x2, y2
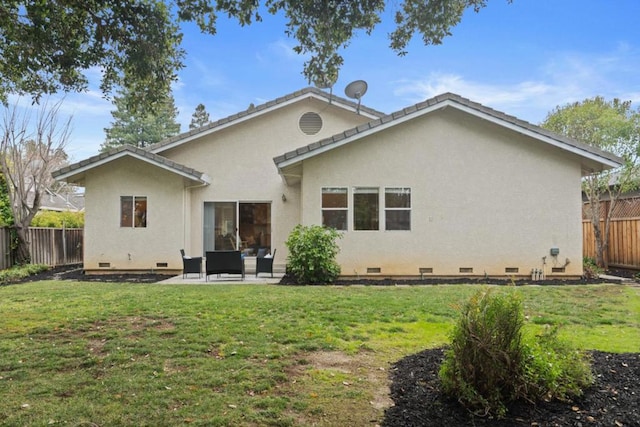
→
(156, 262, 168, 268)
(505, 267, 519, 274)
(551, 267, 566, 273)
(459, 267, 473, 274)
(299, 112, 323, 135)
(366, 267, 381, 274)
(99, 262, 110, 268)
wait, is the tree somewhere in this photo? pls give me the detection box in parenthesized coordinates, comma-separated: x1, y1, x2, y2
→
(1, 1, 511, 108)
(189, 103, 210, 129)
(101, 90, 181, 151)
(0, 99, 71, 263)
(542, 97, 640, 269)
(0, 172, 13, 227)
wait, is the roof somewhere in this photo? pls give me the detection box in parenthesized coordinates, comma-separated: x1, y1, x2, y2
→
(274, 92, 623, 177)
(148, 87, 386, 154)
(30, 188, 85, 212)
(52, 145, 211, 186)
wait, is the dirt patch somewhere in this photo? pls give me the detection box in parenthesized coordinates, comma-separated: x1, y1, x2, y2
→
(283, 350, 393, 425)
(382, 348, 640, 427)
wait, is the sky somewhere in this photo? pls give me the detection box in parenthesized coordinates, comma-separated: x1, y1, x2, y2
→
(19, 0, 640, 161)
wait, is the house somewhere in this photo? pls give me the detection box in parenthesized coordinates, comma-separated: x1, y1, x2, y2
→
(52, 88, 621, 278)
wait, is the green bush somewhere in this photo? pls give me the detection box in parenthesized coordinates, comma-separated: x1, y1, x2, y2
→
(31, 210, 84, 228)
(285, 224, 341, 284)
(0, 264, 49, 284)
(439, 288, 592, 417)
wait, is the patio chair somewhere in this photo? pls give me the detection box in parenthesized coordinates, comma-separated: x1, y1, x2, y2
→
(256, 248, 276, 278)
(180, 249, 202, 278)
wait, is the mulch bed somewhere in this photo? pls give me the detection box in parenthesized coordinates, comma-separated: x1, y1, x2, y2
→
(382, 348, 640, 427)
(10, 264, 172, 284)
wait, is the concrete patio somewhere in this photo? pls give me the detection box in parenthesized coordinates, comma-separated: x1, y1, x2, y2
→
(158, 272, 285, 285)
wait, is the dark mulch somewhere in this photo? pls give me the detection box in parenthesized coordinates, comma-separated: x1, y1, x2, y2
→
(279, 274, 636, 286)
(11, 264, 172, 284)
(383, 348, 640, 427)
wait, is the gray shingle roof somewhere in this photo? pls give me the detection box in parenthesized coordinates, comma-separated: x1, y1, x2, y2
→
(274, 92, 623, 169)
(52, 144, 210, 184)
(148, 87, 386, 153)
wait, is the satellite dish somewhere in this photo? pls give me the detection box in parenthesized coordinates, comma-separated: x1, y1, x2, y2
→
(344, 80, 368, 113)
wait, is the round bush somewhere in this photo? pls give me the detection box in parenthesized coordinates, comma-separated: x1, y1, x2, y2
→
(285, 225, 341, 284)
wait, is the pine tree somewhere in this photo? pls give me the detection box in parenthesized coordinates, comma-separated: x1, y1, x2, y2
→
(101, 90, 181, 151)
(189, 103, 210, 129)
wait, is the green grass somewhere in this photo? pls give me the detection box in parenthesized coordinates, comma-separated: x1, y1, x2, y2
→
(0, 282, 638, 426)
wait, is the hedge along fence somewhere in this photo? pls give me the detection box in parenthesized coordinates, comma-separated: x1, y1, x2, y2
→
(0, 227, 83, 270)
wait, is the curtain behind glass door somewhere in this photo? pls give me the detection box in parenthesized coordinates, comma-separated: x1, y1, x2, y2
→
(204, 202, 238, 252)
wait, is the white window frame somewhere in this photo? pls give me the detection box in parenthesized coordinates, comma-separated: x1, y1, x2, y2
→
(321, 187, 348, 230)
(384, 187, 411, 231)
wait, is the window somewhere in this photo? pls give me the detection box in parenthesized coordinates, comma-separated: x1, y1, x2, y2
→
(322, 187, 347, 230)
(121, 196, 147, 228)
(354, 187, 379, 230)
(385, 187, 411, 230)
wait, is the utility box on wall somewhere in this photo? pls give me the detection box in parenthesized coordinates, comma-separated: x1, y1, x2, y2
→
(550, 247, 560, 256)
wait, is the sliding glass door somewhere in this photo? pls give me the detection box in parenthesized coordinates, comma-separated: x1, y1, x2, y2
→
(204, 202, 271, 254)
(203, 202, 237, 252)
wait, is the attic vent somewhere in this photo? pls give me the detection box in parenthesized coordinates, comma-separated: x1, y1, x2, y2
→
(299, 112, 323, 135)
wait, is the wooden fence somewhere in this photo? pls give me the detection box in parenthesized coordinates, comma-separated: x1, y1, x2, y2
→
(0, 227, 83, 270)
(582, 218, 640, 269)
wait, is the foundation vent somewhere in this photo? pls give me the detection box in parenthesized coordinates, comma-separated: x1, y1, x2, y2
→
(459, 267, 473, 274)
(366, 267, 381, 274)
(99, 262, 110, 268)
(419, 267, 433, 274)
(505, 267, 519, 274)
(156, 262, 168, 268)
(551, 267, 565, 273)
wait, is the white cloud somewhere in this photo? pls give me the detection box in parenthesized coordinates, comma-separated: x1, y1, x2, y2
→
(392, 46, 640, 124)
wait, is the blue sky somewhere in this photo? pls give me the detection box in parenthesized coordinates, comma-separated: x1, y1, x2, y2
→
(24, 0, 640, 161)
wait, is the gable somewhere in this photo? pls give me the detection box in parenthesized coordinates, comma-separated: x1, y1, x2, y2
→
(53, 145, 210, 187)
(149, 87, 384, 156)
(275, 93, 623, 185)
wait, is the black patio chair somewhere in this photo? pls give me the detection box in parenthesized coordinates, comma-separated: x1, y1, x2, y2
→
(256, 248, 276, 278)
(180, 249, 202, 278)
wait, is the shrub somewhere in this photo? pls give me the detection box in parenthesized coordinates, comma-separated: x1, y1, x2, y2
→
(582, 256, 603, 279)
(0, 264, 49, 284)
(31, 210, 84, 228)
(285, 225, 341, 284)
(439, 288, 592, 417)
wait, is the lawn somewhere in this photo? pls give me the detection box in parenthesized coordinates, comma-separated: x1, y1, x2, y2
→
(1, 281, 638, 426)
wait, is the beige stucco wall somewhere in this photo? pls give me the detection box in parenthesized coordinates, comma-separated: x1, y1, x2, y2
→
(83, 157, 186, 272)
(159, 98, 372, 262)
(300, 108, 584, 277)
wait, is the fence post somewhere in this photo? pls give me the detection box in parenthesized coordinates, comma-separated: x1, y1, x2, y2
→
(62, 221, 67, 265)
